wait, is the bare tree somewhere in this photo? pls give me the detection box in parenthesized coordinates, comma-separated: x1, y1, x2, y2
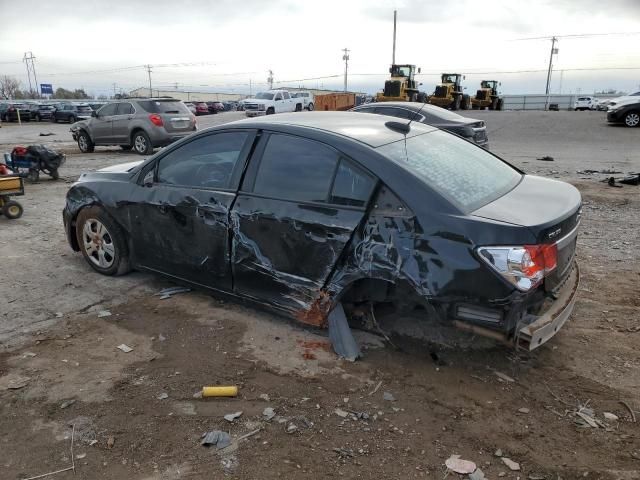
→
(0, 75, 21, 99)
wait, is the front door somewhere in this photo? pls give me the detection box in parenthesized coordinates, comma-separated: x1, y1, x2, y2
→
(130, 130, 255, 290)
(231, 132, 376, 321)
(91, 103, 118, 144)
(111, 102, 135, 144)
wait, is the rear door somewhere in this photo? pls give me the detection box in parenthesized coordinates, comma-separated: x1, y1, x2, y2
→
(91, 103, 118, 143)
(111, 102, 135, 143)
(231, 132, 377, 321)
(130, 130, 255, 290)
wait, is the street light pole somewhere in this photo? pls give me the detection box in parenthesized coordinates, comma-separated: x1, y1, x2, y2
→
(342, 48, 350, 92)
(545, 36, 558, 110)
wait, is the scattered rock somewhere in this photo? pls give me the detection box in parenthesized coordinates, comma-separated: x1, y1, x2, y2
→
(106, 436, 115, 449)
(60, 399, 76, 409)
(469, 468, 486, 480)
(518, 407, 530, 414)
(75, 453, 87, 460)
(263, 407, 276, 421)
(603, 412, 619, 421)
(116, 344, 133, 353)
(224, 411, 243, 422)
(286, 422, 298, 434)
(158, 334, 167, 342)
(501, 457, 520, 471)
(201, 430, 231, 449)
(157, 392, 169, 400)
(494, 449, 503, 457)
(334, 408, 349, 418)
(97, 310, 112, 318)
(2, 374, 30, 390)
(259, 393, 270, 402)
(498, 472, 506, 477)
(383, 391, 395, 402)
(445, 455, 477, 474)
(23, 352, 37, 358)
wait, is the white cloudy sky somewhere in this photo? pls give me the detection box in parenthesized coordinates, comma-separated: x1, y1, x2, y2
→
(1, 0, 639, 96)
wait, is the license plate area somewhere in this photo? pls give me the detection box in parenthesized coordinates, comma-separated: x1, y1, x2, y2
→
(170, 117, 190, 129)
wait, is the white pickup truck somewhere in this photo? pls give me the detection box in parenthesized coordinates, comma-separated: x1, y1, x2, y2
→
(243, 90, 304, 117)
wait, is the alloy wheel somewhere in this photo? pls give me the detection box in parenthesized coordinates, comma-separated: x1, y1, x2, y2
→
(625, 113, 639, 127)
(134, 135, 147, 153)
(82, 219, 116, 268)
(78, 135, 88, 151)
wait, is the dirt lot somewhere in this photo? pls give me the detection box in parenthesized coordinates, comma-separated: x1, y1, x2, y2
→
(1, 111, 639, 479)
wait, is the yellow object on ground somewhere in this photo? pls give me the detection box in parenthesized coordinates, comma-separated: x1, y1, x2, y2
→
(202, 386, 238, 397)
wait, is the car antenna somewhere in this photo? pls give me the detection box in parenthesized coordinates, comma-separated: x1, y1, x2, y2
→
(385, 96, 431, 134)
(406, 95, 431, 130)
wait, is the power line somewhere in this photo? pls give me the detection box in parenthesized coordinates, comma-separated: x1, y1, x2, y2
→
(513, 31, 640, 41)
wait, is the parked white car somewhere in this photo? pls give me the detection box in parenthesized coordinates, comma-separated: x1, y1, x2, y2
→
(291, 91, 315, 111)
(183, 102, 197, 115)
(574, 97, 596, 111)
(243, 90, 303, 117)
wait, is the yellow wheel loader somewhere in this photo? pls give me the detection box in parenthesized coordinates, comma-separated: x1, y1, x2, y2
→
(376, 64, 427, 103)
(471, 80, 504, 110)
(428, 73, 470, 111)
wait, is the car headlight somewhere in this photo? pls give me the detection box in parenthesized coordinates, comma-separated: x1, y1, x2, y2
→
(258, 104, 265, 111)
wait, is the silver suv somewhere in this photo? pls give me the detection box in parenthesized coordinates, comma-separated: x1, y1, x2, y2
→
(70, 98, 197, 155)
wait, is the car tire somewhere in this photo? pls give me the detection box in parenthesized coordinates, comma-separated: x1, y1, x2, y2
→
(461, 95, 471, 110)
(132, 130, 153, 155)
(624, 111, 640, 128)
(68, 115, 76, 123)
(266, 107, 275, 115)
(76, 206, 131, 276)
(77, 131, 95, 153)
(2, 200, 23, 220)
(120, 145, 132, 151)
(307, 103, 314, 111)
(295, 103, 302, 112)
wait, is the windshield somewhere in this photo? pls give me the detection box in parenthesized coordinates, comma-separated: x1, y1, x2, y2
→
(377, 131, 522, 212)
(254, 92, 275, 100)
(391, 66, 412, 77)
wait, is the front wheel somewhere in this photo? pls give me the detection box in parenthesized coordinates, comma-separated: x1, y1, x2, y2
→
(2, 200, 23, 219)
(624, 111, 640, 128)
(68, 115, 76, 123)
(452, 95, 461, 110)
(77, 131, 95, 153)
(266, 107, 275, 115)
(132, 131, 153, 155)
(76, 207, 131, 276)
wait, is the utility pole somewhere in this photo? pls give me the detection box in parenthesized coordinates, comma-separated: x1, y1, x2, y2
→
(545, 36, 558, 110)
(145, 64, 153, 97)
(342, 48, 350, 92)
(392, 10, 397, 64)
(249, 78, 252, 96)
(267, 70, 274, 90)
(112, 83, 117, 98)
(23, 51, 38, 97)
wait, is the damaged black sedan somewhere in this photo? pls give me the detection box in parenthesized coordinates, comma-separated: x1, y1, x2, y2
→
(63, 112, 581, 351)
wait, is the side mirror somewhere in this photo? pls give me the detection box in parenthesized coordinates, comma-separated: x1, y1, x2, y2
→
(143, 169, 154, 187)
(91, 111, 97, 117)
(419, 82, 423, 86)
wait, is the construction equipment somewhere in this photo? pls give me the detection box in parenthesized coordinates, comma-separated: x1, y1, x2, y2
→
(428, 73, 470, 110)
(0, 175, 25, 220)
(471, 80, 504, 110)
(376, 10, 427, 103)
(376, 64, 426, 102)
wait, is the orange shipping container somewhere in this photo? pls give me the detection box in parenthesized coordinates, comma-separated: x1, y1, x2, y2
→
(314, 93, 356, 111)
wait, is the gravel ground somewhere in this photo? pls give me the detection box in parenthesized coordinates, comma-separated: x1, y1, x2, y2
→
(0, 110, 639, 480)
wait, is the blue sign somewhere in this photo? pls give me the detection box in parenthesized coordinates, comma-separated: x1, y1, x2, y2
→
(40, 84, 53, 95)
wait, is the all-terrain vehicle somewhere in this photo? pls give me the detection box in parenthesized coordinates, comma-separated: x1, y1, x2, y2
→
(471, 80, 504, 110)
(428, 73, 470, 110)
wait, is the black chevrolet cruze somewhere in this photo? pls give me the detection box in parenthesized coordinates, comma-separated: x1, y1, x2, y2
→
(63, 112, 581, 350)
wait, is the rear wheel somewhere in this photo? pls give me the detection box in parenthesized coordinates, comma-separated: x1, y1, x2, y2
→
(68, 115, 76, 123)
(77, 131, 95, 153)
(51, 115, 58, 123)
(76, 207, 130, 276)
(497, 98, 504, 111)
(2, 200, 23, 220)
(490, 98, 498, 110)
(307, 102, 314, 111)
(461, 95, 471, 110)
(132, 130, 153, 155)
(624, 111, 639, 127)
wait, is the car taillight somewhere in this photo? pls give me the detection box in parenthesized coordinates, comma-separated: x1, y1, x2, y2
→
(477, 244, 558, 291)
(148, 114, 163, 127)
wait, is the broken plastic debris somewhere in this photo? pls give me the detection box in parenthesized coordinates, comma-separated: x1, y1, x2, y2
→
(259, 393, 270, 401)
(201, 430, 231, 450)
(334, 408, 349, 418)
(202, 386, 238, 397)
(75, 453, 87, 460)
(286, 422, 298, 434)
(603, 412, 619, 421)
(383, 391, 395, 402)
(501, 457, 520, 471)
(445, 455, 477, 474)
(97, 310, 112, 318)
(328, 303, 360, 362)
(157, 392, 169, 400)
(116, 344, 133, 353)
(223, 411, 243, 422)
(60, 399, 76, 409)
(493, 371, 515, 383)
(263, 407, 276, 421)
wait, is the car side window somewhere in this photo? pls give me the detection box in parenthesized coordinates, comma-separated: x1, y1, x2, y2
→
(98, 103, 117, 116)
(252, 134, 339, 203)
(116, 103, 134, 115)
(283, 92, 290, 99)
(156, 132, 249, 189)
(376, 106, 412, 120)
(274, 93, 283, 101)
(330, 159, 376, 207)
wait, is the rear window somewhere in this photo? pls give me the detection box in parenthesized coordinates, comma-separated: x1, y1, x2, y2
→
(137, 100, 189, 114)
(377, 131, 521, 212)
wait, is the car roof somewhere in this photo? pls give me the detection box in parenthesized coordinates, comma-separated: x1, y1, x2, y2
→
(227, 111, 436, 148)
